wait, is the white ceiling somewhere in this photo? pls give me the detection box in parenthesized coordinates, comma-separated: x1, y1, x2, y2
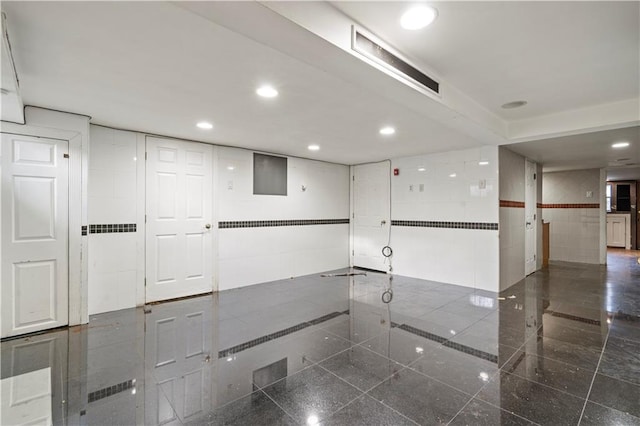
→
(331, 1, 640, 120)
(1, 1, 638, 171)
(506, 126, 640, 178)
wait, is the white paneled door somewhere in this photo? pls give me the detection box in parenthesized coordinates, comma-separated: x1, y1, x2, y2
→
(352, 162, 391, 272)
(1, 134, 69, 338)
(146, 137, 213, 303)
(525, 160, 537, 276)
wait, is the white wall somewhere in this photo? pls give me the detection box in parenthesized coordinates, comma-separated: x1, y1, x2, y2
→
(542, 169, 603, 264)
(389, 146, 500, 292)
(499, 147, 525, 291)
(86, 130, 351, 314)
(217, 147, 350, 290)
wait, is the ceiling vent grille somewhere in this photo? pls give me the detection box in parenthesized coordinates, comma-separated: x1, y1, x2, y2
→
(352, 28, 439, 95)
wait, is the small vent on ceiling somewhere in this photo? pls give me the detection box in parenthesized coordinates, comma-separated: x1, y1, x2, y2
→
(352, 28, 439, 95)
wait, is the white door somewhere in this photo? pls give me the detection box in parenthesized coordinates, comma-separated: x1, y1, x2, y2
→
(1, 134, 69, 338)
(146, 137, 213, 303)
(525, 160, 537, 276)
(606, 216, 626, 247)
(144, 298, 213, 425)
(352, 162, 390, 272)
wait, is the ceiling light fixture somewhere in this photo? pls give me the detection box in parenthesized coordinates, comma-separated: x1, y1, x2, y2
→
(256, 85, 278, 98)
(400, 5, 438, 30)
(308, 144, 320, 151)
(196, 121, 213, 130)
(227, 166, 235, 171)
(449, 173, 457, 178)
(478, 161, 489, 166)
(379, 126, 396, 135)
(501, 100, 528, 109)
(418, 167, 426, 172)
(612, 142, 630, 148)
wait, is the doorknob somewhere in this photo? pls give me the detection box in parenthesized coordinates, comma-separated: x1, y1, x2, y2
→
(381, 220, 387, 225)
(205, 223, 212, 229)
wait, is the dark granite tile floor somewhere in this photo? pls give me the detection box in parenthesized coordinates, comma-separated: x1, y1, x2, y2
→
(1, 250, 639, 425)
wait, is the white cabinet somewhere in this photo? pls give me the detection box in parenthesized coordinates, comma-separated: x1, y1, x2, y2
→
(606, 214, 629, 248)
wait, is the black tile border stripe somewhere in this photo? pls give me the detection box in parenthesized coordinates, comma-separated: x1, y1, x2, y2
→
(218, 310, 349, 358)
(543, 309, 601, 326)
(392, 220, 498, 231)
(89, 224, 137, 234)
(219, 219, 350, 229)
(397, 323, 498, 364)
(81, 225, 87, 236)
(88, 379, 135, 403)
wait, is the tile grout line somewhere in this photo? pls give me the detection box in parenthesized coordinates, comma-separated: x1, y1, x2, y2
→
(256, 388, 299, 424)
(577, 317, 613, 425)
(444, 330, 543, 425)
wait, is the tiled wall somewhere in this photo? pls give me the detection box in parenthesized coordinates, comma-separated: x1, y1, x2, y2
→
(542, 169, 602, 264)
(217, 147, 350, 290)
(87, 130, 350, 311)
(389, 147, 500, 292)
(88, 126, 143, 315)
(498, 147, 525, 291)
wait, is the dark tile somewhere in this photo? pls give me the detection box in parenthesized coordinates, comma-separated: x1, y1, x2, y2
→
(476, 371, 585, 425)
(359, 327, 441, 366)
(589, 373, 640, 418)
(319, 346, 404, 392)
(502, 350, 594, 398)
(448, 398, 537, 426)
(609, 312, 640, 343)
(261, 365, 362, 423)
(187, 390, 296, 426)
(320, 395, 416, 426)
(410, 344, 498, 394)
(580, 401, 640, 426)
(368, 368, 471, 425)
(599, 337, 640, 385)
(527, 335, 602, 370)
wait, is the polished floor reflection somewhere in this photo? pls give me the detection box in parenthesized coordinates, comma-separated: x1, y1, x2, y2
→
(1, 250, 639, 425)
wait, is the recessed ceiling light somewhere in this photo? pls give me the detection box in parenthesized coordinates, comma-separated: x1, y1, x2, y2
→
(449, 173, 457, 178)
(196, 121, 213, 130)
(400, 5, 438, 30)
(612, 142, 630, 148)
(418, 167, 426, 172)
(227, 166, 235, 171)
(379, 126, 396, 135)
(308, 144, 320, 151)
(256, 85, 278, 98)
(478, 161, 489, 166)
(501, 100, 528, 109)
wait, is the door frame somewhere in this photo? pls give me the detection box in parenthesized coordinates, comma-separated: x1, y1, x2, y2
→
(524, 159, 537, 276)
(349, 161, 392, 272)
(1, 124, 85, 335)
(143, 135, 217, 304)
(3, 109, 90, 328)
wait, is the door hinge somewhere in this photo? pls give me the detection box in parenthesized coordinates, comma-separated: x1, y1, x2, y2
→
(144, 277, 147, 286)
(63, 153, 69, 158)
(534, 213, 536, 220)
(352, 249, 354, 256)
(145, 215, 147, 223)
(352, 175, 355, 181)
(145, 152, 148, 160)
(352, 213, 354, 219)
(533, 173, 537, 180)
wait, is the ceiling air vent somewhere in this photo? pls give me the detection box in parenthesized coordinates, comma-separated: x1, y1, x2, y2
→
(352, 27, 439, 95)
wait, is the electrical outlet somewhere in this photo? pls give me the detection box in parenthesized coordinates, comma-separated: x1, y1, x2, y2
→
(586, 191, 593, 198)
